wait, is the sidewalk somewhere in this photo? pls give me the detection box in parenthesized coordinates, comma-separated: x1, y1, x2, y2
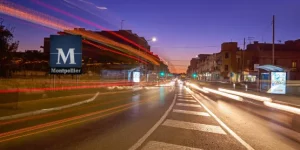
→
(194, 81, 300, 107)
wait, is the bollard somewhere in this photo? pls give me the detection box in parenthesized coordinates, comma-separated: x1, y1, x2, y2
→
(233, 83, 236, 89)
(245, 84, 248, 91)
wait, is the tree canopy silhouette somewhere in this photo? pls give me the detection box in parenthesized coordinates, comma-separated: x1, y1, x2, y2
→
(0, 19, 19, 77)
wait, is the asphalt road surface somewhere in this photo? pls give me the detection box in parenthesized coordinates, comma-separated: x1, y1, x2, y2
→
(0, 83, 299, 150)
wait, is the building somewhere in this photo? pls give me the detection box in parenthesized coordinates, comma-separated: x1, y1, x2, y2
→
(187, 57, 199, 76)
(191, 39, 300, 82)
(219, 42, 241, 82)
(242, 40, 300, 80)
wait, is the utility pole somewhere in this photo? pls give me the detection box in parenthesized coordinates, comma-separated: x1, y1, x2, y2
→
(242, 38, 246, 78)
(121, 20, 125, 30)
(272, 15, 275, 65)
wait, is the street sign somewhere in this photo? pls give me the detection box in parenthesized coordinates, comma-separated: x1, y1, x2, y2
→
(50, 35, 82, 74)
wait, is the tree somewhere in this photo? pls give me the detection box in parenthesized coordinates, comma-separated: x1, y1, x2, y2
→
(0, 19, 19, 77)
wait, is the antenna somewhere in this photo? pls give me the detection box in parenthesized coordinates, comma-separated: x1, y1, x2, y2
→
(121, 20, 125, 30)
(248, 37, 254, 44)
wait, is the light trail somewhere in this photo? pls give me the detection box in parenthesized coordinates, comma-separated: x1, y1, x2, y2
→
(187, 83, 209, 93)
(0, 0, 159, 65)
(264, 101, 300, 115)
(203, 87, 243, 101)
(218, 88, 272, 102)
(83, 40, 148, 64)
(0, 82, 133, 94)
(0, 0, 76, 30)
(0, 90, 141, 126)
(0, 100, 147, 143)
(32, 0, 158, 57)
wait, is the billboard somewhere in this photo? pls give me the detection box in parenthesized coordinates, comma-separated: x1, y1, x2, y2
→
(133, 72, 140, 83)
(268, 72, 287, 94)
(50, 35, 82, 74)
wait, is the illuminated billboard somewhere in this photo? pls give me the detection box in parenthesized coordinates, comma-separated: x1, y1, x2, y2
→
(268, 72, 287, 94)
(133, 72, 140, 83)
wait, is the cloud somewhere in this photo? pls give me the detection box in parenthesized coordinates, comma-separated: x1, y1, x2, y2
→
(78, 0, 94, 5)
(96, 6, 107, 10)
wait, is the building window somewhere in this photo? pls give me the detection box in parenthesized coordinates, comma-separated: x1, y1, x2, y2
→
(292, 61, 297, 68)
(225, 52, 229, 59)
(225, 65, 229, 71)
(274, 59, 278, 65)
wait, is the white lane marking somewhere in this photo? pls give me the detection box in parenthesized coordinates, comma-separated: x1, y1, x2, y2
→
(162, 119, 226, 135)
(128, 95, 177, 150)
(177, 94, 191, 96)
(176, 103, 202, 108)
(173, 109, 210, 117)
(142, 141, 202, 150)
(177, 99, 197, 102)
(178, 95, 192, 97)
(177, 97, 194, 99)
(191, 94, 255, 150)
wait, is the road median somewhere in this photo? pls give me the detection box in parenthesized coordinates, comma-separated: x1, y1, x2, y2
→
(0, 87, 143, 121)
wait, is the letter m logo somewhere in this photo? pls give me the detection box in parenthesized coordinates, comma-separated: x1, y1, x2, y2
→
(50, 35, 82, 68)
(56, 48, 76, 64)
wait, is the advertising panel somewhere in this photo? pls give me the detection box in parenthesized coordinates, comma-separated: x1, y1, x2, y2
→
(268, 72, 287, 94)
(133, 72, 140, 83)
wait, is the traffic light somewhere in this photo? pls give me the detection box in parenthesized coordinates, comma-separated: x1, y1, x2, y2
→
(160, 72, 165, 77)
(192, 73, 197, 78)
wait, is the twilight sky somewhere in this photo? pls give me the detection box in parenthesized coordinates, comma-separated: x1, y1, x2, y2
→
(1, 0, 300, 73)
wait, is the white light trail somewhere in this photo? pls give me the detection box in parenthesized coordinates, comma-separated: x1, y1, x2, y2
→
(203, 87, 243, 101)
(264, 101, 300, 115)
(218, 88, 272, 102)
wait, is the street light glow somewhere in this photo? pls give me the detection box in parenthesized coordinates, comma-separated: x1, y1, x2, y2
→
(152, 37, 157, 42)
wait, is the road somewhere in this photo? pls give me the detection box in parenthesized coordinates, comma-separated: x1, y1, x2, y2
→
(0, 83, 300, 150)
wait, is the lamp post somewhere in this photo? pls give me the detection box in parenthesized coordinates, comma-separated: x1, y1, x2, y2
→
(140, 37, 157, 82)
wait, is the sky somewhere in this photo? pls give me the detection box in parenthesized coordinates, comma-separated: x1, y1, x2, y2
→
(1, 0, 300, 73)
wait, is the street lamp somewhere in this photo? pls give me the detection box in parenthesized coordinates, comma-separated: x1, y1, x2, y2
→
(151, 37, 157, 42)
(140, 37, 157, 82)
(147, 37, 157, 42)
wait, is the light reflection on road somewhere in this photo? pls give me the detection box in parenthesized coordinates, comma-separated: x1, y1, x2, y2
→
(159, 87, 165, 104)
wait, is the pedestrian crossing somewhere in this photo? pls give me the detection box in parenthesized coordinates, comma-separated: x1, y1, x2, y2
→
(133, 89, 248, 150)
(172, 109, 210, 116)
(142, 141, 202, 150)
(162, 119, 226, 134)
(177, 99, 197, 102)
(176, 103, 202, 108)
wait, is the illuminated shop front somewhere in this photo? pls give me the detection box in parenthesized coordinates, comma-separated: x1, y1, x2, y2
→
(243, 71, 257, 82)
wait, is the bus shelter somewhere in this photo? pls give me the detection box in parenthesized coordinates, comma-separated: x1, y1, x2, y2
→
(256, 65, 288, 94)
